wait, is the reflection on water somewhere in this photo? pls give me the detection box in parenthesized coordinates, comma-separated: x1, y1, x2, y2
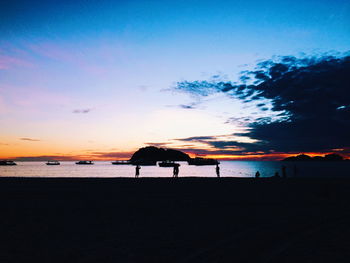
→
(0, 161, 349, 178)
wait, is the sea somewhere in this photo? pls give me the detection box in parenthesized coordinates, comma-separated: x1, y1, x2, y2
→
(0, 161, 349, 178)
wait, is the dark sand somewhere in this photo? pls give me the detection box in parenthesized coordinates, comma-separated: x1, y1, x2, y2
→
(0, 177, 350, 262)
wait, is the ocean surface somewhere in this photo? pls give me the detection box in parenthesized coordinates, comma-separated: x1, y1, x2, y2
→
(0, 161, 349, 178)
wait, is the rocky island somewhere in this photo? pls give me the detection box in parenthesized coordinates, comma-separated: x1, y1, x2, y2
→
(282, 153, 347, 161)
(130, 146, 190, 163)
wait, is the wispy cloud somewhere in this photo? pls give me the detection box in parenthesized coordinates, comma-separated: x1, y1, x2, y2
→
(72, 108, 92, 114)
(165, 101, 199, 110)
(178, 103, 196, 109)
(0, 83, 71, 111)
(28, 42, 111, 76)
(20, 137, 40, 142)
(0, 54, 34, 70)
(145, 142, 171, 147)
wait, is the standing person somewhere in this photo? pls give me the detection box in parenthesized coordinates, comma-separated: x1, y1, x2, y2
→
(173, 165, 179, 178)
(173, 166, 177, 178)
(282, 165, 287, 178)
(255, 171, 260, 178)
(135, 165, 141, 178)
(216, 164, 220, 178)
(293, 165, 298, 177)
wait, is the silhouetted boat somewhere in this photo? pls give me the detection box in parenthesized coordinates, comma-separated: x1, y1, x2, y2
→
(0, 160, 17, 166)
(111, 160, 131, 165)
(158, 160, 180, 167)
(187, 157, 219, 166)
(131, 160, 157, 166)
(46, 161, 60, 165)
(75, 161, 94, 165)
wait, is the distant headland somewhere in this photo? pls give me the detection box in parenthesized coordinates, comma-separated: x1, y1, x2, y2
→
(282, 153, 348, 162)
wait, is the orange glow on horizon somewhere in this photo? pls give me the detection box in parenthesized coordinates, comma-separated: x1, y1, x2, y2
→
(186, 152, 350, 161)
(1, 150, 348, 161)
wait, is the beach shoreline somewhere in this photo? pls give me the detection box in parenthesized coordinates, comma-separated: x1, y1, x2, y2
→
(0, 177, 349, 262)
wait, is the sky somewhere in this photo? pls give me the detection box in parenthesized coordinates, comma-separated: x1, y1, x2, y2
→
(0, 0, 349, 160)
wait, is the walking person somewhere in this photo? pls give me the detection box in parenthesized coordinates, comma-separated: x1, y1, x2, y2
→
(216, 164, 220, 178)
(135, 165, 141, 178)
(293, 165, 298, 177)
(173, 165, 179, 178)
(282, 165, 287, 178)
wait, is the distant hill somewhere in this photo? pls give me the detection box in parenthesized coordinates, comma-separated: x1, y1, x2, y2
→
(283, 153, 345, 161)
(130, 146, 190, 162)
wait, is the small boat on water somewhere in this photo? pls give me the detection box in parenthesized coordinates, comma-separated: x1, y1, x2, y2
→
(187, 157, 219, 166)
(46, 161, 60, 165)
(131, 160, 157, 166)
(111, 160, 131, 165)
(76, 160, 94, 165)
(158, 160, 180, 167)
(0, 160, 17, 166)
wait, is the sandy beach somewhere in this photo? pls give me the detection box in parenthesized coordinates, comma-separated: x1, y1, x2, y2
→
(0, 177, 349, 262)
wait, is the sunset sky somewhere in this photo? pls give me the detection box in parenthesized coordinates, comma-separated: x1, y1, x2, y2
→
(1, 0, 350, 160)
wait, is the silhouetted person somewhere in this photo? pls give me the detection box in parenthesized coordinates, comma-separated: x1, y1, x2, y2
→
(293, 165, 298, 177)
(255, 171, 260, 178)
(175, 165, 179, 177)
(282, 165, 287, 178)
(135, 165, 141, 178)
(216, 164, 220, 178)
(173, 165, 179, 178)
(274, 171, 280, 178)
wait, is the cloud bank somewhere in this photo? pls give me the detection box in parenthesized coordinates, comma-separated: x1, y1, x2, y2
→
(175, 53, 350, 157)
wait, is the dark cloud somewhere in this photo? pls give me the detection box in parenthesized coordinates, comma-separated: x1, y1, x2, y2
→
(178, 104, 195, 109)
(72, 108, 92, 114)
(165, 102, 199, 109)
(20, 137, 40, 142)
(177, 136, 217, 141)
(175, 80, 224, 96)
(175, 53, 350, 155)
(175, 135, 266, 154)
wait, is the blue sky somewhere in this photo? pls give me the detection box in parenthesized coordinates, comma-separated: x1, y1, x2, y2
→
(0, 0, 349, 159)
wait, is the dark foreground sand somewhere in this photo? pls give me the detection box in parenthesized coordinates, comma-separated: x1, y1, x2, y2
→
(0, 177, 349, 263)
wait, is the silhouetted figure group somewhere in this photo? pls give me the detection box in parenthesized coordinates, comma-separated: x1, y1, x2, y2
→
(134, 163, 294, 179)
(271, 165, 288, 178)
(135, 164, 180, 178)
(255, 166, 287, 179)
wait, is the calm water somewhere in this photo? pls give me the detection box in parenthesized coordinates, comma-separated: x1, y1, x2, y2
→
(0, 161, 349, 178)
